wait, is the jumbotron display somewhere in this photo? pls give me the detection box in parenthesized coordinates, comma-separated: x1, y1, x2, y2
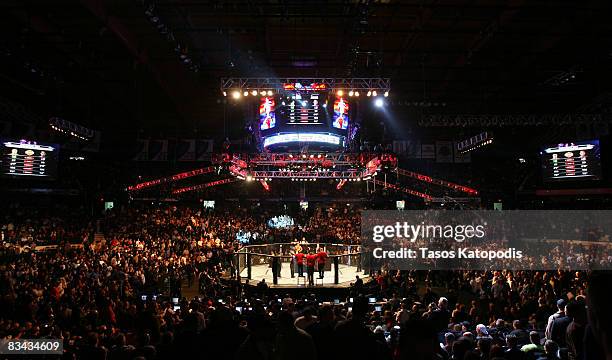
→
(1, 140, 59, 179)
(260, 82, 350, 151)
(541, 140, 601, 181)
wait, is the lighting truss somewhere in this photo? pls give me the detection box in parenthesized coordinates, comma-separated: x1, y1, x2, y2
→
(220, 78, 390, 93)
(128, 166, 216, 192)
(396, 168, 478, 195)
(429, 197, 481, 203)
(217, 152, 397, 168)
(372, 178, 432, 201)
(249, 170, 363, 179)
(172, 178, 238, 194)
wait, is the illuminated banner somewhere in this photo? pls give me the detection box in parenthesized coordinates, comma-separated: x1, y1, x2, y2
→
(332, 97, 349, 129)
(262, 133, 343, 147)
(259, 97, 276, 130)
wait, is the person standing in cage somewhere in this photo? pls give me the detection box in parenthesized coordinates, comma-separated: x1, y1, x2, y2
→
(270, 251, 282, 278)
(295, 250, 305, 277)
(276, 251, 282, 278)
(317, 247, 328, 279)
(306, 251, 316, 286)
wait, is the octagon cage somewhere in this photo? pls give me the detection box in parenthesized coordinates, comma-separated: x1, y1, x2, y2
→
(234, 243, 369, 286)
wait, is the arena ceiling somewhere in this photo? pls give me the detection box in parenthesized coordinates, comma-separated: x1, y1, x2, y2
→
(1, 0, 612, 138)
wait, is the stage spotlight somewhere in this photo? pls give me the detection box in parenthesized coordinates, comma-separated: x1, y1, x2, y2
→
(232, 91, 241, 99)
(375, 98, 384, 107)
(354, 91, 359, 97)
(260, 90, 267, 96)
(348, 90, 354, 96)
(246, 175, 253, 181)
(367, 91, 372, 97)
(243, 91, 249, 97)
(267, 90, 273, 96)
(336, 90, 344, 96)
(251, 90, 258, 96)
(222, 91, 227, 97)
(322, 103, 327, 108)
(384, 91, 389, 97)
(372, 90, 377, 96)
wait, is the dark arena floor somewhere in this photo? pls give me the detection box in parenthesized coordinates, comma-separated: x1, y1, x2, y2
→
(1, 1, 612, 360)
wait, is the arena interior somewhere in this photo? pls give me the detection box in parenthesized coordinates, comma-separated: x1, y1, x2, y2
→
(1, 1, 612, 359)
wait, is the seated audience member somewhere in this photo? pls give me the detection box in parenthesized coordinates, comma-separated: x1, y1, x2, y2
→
(536, 340, 561, 360)
(475, 323, 493, 341)
(504, 334, 527, 360)
(520, 331, 544, 359)
(275, 311, 317, 360)
(508, 320, 529, 346)
(294, 307, 318, 330)
(443, 332, 455, 358)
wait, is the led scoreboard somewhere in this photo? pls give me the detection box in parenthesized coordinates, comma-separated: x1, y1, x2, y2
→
(276, 83, 327, 125)
(541, 140, 601, 181)
(1, 140, 59, 179)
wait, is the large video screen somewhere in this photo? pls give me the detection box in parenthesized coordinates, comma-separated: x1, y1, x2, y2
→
(332, 96, 349, 129)
(259, 97, 276, 130)
(1, 140, 59, 179)
(541, 140, 601, 181)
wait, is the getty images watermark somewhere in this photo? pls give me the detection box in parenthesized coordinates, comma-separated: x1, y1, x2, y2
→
(371, 221, 521, 260)
(361, 210, 612, 270)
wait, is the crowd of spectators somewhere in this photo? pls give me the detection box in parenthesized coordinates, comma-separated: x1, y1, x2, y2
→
(0, 203, 610, 360)
(1, 205, 93, 249)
